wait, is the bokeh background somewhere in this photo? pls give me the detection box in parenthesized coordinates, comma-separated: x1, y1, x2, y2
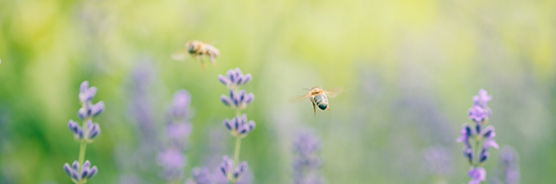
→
(1, 0, 555, 183)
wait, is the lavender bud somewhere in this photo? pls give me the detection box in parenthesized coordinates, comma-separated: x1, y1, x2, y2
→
(88, 124, 100, 139)
(223, 119, 233, 131)
(68, 120, 81, 137)
(219, 156, 233, 177)
(233, 162, 248, 179)
(72, 161, 80, 170)
(83, 160, 91, 168)
(80, 81, 89, 93)
(218, 75, 230, 86)
(81, 167, 89, 179)
(78, 108, 87, 120)
(63, 163, 72, 177)
(88, 166, 98, 178)
(479, 149, 489, 163)
(221, 95, 232, 107)
(241, 74, 252, 85)
(464, 148, 473, 163)
(90, 101, 104, 117)
(245, 93, 255, 104)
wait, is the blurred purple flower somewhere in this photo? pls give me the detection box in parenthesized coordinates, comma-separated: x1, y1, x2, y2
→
(499, 146, 520, 184)
(158, 148, 185, 180)
(468, 167, 486, 184)
(159, 89, 193, 182)
(423, 146, 452, 176)
(293, 129, 323, 184)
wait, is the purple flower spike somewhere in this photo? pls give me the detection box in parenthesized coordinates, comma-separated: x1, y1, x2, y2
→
(171, 90, 191, 118)
(293, 129, 323, 184)
(468, 167, 486, 184)
(459, 89, 497, 183)
(499, 146, 520, 184)
(65, 81, 103, 183)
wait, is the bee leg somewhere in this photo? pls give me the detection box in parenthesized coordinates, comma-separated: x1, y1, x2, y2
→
(327, 107, 331, 111)
(201, 59, 207, 71)
(209, 55, 216, 65)
(312, 102, 316, 116)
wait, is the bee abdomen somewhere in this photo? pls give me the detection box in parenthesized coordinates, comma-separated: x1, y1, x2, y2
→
(314, 95, 328, 110)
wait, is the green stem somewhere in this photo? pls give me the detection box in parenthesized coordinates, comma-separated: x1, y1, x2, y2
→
(77, 116, 92, 184)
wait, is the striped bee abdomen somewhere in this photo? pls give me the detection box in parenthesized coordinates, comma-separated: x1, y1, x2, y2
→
(313, 94, 328, 110)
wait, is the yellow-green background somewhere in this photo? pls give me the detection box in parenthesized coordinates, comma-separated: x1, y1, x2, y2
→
(0, 0, 555, 183)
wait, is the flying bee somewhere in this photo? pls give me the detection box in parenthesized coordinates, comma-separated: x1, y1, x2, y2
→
(172, 40, 220, 71)
(297, 87, 342, 116)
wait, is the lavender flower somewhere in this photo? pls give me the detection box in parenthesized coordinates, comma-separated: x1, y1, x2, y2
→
(223, 114, 256, 137)
(63, 160, 98, 183)
(158, 90, 193, 181)
(63, 81, 104, 184)
(457, 89, 498, 184)
(293, 129, 323, 184)
(218, 67, 252, 89)
(187, 167, 212, 184)
(423, 146, 452, 176)
(218, 68, 256, 183)
(220, 90, 255, 110)
(499, 146, 520, 184)
(468, 167, 486, 184)
(219, 156, 248, 182)
(468, 89, 491, 123)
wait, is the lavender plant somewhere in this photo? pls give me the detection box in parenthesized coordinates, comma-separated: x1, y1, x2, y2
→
(497, 146, 520, 184)
(158, 90, 193, 182)
(218, 68, 255, 184)
(292, 129, 323, 184)
(457, 89, 498, 184)
(63, 81, 104, 184)
(422, 146, 452, 183)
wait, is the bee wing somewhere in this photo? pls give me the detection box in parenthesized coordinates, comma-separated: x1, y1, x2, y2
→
(171, 51, 188, 60)
(324, 88, 343, 98)
(290, 94, 311, 103)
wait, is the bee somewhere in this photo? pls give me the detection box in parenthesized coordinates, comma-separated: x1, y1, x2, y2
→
(297, 87, 342, 116)
(172, 40, 220, 71)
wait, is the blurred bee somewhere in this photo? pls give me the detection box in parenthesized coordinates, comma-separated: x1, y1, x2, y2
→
(172, 40, 220, 71)
(297, 87, 342, 116)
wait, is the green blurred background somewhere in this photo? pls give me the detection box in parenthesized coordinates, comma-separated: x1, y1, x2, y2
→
(1, 0, 555, 183)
